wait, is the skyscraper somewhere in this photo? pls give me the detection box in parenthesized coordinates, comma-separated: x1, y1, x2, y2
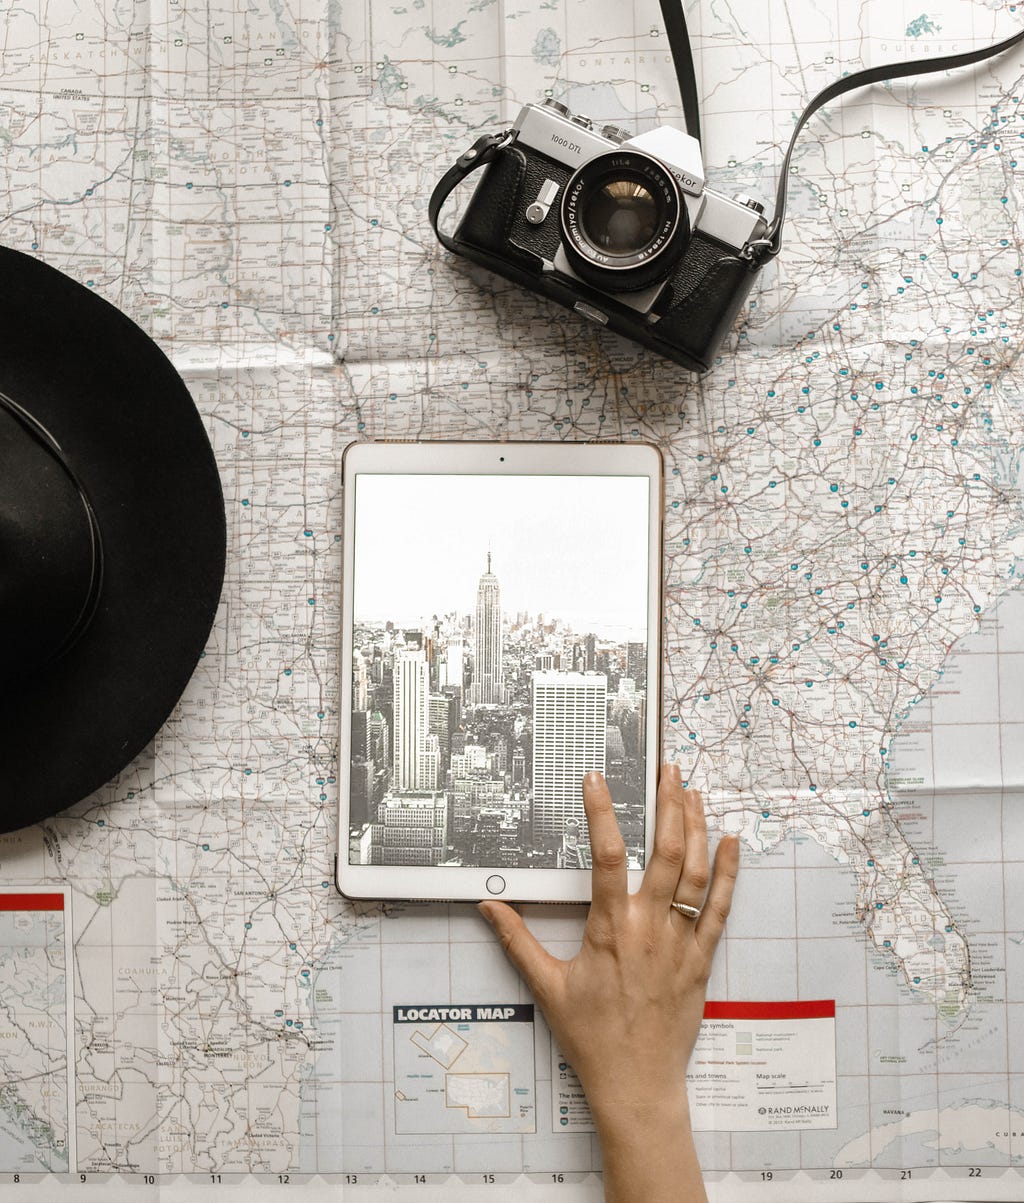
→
(471, 552, 503, 705)
(532, 671, 608, 843)
(393, 647, 438, 791)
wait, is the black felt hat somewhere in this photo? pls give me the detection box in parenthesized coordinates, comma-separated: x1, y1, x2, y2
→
(0, 246, 226, 832)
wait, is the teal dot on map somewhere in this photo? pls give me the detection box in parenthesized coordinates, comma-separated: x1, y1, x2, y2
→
(202, 844, 209, 851)
(286, 1019, 293, 1026)
(324, 223, 331, 231)
(221, 302, 228, 309)
(936, 217, 943, 224)
(809, 784, 817, 792)
(771, 699, 779, 707)
(284, 668, 291, 676)
(689, 732, 696, 741)
(186, 182, 193, 189)
(97, 819, 105, 827)
(245, 768, 252, 776)
(245, 922, 251, 929)
(87, 280, 94, 288)
(946, 925, 953, 933)
(301, 969, 309, 977)
(876, 902, 884, 909)
(318, 710, 324, 719)
(913, 976, 921, 984)
(304, 529, 312, 537)
(850, 722, 858, 728)
(762, 810, 770, 818)
(308, 597, 315, 605)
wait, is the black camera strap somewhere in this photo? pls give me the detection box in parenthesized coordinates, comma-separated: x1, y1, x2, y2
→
(656, 7, 1024, 259)
(659, 0, 701, 144)
(759, 24, 1024, 257)
(429, 130, 519, 254)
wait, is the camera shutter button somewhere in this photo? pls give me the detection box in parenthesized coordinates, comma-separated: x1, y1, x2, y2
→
(570, 113, 593, 129)
(601, 124, 631, 144)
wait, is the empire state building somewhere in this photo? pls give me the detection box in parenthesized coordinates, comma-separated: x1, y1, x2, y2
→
(471, 552, 503, 705)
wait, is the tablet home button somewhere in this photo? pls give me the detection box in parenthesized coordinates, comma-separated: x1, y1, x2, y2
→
(485, 874, 506, 895)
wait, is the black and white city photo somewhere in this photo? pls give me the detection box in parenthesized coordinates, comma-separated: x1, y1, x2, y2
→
(347, 472, 651, 871)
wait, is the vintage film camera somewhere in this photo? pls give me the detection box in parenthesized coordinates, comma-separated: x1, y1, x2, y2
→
(429, 18, 1024, 373)
(434, 99, 768, 373)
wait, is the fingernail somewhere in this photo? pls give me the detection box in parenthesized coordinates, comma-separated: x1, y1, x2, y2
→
(667, 761, 682, 781)
(478, 902, 495, 923)
(584, 770, 603, 786)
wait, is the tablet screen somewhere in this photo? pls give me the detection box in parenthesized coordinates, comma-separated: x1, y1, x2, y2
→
(346, 471, 653, 873)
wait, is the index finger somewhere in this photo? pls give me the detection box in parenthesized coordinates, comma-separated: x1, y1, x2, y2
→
(582, 771, 628, 916)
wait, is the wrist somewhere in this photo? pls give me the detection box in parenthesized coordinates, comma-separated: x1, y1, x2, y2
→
(590, 1091, 705, 1203)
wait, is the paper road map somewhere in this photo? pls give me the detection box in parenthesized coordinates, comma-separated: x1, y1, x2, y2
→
(0, 0, 1023, 1198)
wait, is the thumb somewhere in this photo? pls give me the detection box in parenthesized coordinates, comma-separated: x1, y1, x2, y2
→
(479, 901, 560, 996)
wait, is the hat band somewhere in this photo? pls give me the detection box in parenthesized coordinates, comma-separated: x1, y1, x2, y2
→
(0, 391, 105, 663)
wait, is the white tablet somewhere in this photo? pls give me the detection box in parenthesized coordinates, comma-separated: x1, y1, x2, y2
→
(336, 440, 663, 903)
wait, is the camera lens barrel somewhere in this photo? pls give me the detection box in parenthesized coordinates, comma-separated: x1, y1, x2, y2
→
(560, 150, 690, 292)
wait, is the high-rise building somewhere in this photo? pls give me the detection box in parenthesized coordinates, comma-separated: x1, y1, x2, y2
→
(393, 647, 438, 791)
(531, 671, 608, 843)
(441, 636, 465, 692)
(627, 641, 647, 690)
(353, 654, 369, 711)
(368, 792, 448, 865)
(428, 693, 457, 769)
(471, 553, 503, 705)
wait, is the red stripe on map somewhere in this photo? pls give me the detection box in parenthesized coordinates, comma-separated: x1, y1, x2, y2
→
(703, 1000, 835, 1020)
(0, 893, 65, 912)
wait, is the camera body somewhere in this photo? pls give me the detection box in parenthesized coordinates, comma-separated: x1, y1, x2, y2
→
(447, 99, 770, 372)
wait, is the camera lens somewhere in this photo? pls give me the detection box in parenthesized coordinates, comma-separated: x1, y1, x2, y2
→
(583, 179, 661, 255)
(560, 151, 689, 293)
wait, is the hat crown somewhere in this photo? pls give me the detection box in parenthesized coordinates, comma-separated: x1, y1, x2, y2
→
(0, 401, 99, 673)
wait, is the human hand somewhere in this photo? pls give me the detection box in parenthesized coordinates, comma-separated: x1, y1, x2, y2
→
(479, 763, 739, 1202)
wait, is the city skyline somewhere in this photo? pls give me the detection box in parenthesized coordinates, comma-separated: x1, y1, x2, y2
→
(351, 473, 652, 639)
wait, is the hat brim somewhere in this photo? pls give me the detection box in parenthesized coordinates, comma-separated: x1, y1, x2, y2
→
(0, 246, 226, 831)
